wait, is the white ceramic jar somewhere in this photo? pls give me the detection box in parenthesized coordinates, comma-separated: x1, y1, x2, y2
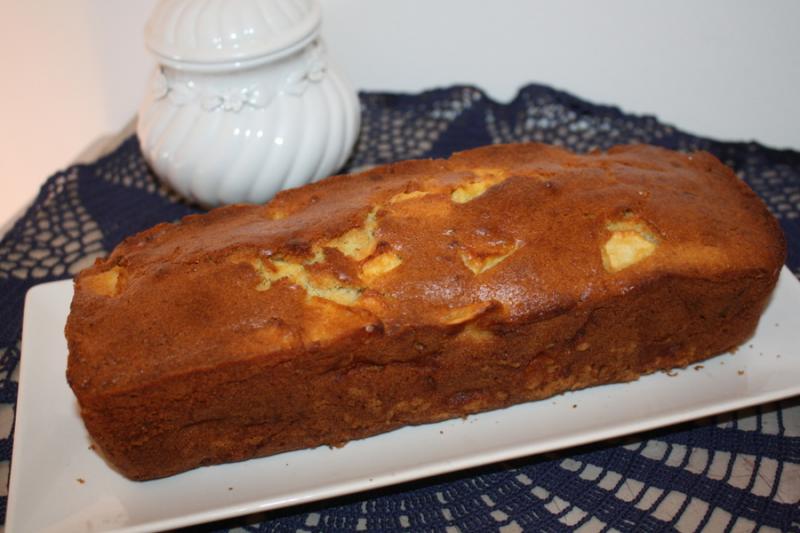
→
(137, 0, 360, 207)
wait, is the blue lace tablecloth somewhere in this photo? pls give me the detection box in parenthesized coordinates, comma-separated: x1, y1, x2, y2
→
(1, 84, 799, 532)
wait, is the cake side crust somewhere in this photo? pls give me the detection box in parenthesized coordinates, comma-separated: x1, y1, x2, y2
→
(79, 273, 776, 480)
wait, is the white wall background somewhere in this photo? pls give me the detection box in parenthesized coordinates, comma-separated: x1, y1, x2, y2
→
(1, 0, 799, 228)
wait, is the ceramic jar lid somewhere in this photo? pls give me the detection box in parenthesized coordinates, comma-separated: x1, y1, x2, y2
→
(144, 0, 321, 66)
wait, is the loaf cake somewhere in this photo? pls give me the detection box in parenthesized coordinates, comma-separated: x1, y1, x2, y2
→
(65, 143, 785, 480)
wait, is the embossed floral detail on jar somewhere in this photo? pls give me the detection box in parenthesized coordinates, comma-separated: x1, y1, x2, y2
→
(151, 41, 328, 113)
(286, 41, 327, 96)
(200, 86, 273, 112)
(151, 69, 169, 99)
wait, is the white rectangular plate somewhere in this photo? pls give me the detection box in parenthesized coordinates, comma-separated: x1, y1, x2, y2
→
(7, 268, 800, 532)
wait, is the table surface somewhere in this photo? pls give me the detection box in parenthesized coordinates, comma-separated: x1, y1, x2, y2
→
(1, 0, 800, 232)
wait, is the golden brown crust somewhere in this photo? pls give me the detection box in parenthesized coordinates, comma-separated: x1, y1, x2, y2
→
(65, 143, 785, 480)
